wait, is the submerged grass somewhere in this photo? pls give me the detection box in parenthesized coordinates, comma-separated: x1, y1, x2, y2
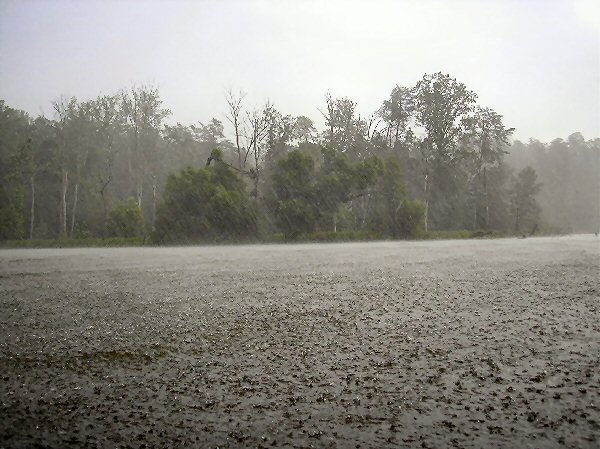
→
(3, 348, 168, 372)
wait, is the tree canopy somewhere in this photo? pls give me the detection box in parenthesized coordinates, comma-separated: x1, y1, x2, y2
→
(1, 74, 597, 243)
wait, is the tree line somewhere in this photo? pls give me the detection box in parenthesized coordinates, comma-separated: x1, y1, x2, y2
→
(1, 73, 598, 243)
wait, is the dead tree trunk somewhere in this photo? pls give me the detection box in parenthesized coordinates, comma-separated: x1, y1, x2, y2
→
(151, 175, 157, 231)
(60, 169, 68, 237)
(136, 182, 143, 210)
(483, 167, 490, 229)
(70, 182, 78, 236)
(423, 171, 429, 233)
(29, 175, 35, 239)
(98, 175, 111, 238)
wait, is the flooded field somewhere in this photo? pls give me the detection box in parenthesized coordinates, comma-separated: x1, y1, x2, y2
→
(1, 236, 599, 448)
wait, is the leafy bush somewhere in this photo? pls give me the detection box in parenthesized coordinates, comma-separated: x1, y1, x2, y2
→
(72, 222, 92, 239)
(152, 163, 257, 243)
(107, 198, 144, 238)
(396, 200, 426, 237)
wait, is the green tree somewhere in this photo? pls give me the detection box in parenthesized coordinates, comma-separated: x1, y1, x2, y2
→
(368, 157, 425, 237)
(379, 85, 414, 151)
(86, 94, 123, 237)
(412, 72, 477, 231)
(121, 85, 171, 219)
(510, 166, 541, 232)
(462, 106, 514, 229)
(153, 162, 256, 243)
(270, 147, 383, 236)
(0, 101, 32, 240)
(321, 93, 372, 160)
(0, 140, 33, 240)
(270, 150, 317, 237)
(107, 197, 144, 238)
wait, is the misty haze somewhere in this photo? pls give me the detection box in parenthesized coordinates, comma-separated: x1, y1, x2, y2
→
(1, 0, 599, 448)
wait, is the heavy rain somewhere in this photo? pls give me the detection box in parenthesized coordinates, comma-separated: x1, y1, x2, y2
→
(1, 1, 599, 448)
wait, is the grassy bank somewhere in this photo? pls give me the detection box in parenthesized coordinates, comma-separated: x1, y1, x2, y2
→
(0, 237, 145, 249)
(0, 229, 555, 249)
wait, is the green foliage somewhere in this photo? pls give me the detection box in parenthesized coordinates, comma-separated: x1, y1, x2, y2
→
(275, 198, 318, 237)
(418, 229, 475, 240)
(1, 74, 595, 243)
(107, 198, 144, 238)
(271, 150, 318, 236)
(0, 237, 143, 248)
(153, 163, 257, 243)
(0, 102, 34, 240)
(270, 148, 385, 236)
(510, 166, 541, 232)
(397, 200, 427, 237)
(72, 222, 92, 239)
(210, 148, 224, 162)
(368, 157, 425, 238)
(267, 230, 383, 243)
(0, 186, 25, 240)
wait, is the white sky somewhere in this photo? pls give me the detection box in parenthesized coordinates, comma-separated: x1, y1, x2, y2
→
(0, 0, 598, 142)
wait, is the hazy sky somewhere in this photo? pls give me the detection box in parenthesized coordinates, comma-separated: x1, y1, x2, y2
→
(1, 0, 598, 142)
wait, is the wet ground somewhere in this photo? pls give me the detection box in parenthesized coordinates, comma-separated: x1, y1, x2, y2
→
(1, 235, 599, 448)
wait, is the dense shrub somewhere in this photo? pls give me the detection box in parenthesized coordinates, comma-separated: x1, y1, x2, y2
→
(152, 163, 257, 243)
(107, 198, 144, 238)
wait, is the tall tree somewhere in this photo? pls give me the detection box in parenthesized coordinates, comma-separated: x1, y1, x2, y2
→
(320, 93, 370, 159)
(379, 85, 414, 152)
(463, 106, 514, 229)
(52, 96, 80, 237)
(510, 166, 541, 232)
(412, 72, 477, 230)
(225, 89, 247, 170)
(88, 94, 123, 237)
(121, 85, 170, 220)
(271, 150, 318, 237)
(0, 101, 32, 239)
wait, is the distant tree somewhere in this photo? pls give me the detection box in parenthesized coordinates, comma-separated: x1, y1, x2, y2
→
(264, 109, 296, 170)
(412, 72, 477, 231)
(0, 139, 33, 240)
(196, 118, 226, 148)
(51, 96, 79, 237)
(87, 94, 122, 237)
(225, 89, 247, 170)
(462, 106, 514, 229)
(293, 116, 317, 144)
(269, 147, 384, 236)
(270, 150, 318, 237)
(153, 162, 257, 243)
(224, 91, 274, 196)
(368, 157, 425, 237)
(107, 197, 144, 238)
(317, 146, 381, 231)
(379, 85, 414, 151)
(0, 101, 33, 240)
(120, 85, 171, 217)
(320, 93, 371, 159)
(506, 134, 599, 232)
(26, 116, 59, 239)
(510, 166, 541, 232)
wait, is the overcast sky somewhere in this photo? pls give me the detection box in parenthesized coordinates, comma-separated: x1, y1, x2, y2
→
(0, 0, 598, 142)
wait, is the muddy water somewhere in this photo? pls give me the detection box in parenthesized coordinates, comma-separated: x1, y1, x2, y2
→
(1, 236, 599, 448)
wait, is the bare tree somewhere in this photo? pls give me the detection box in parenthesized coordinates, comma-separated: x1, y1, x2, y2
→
(225, 89, 247, 170)
(52, 97, 79, 238)
(225, 90, 273, 196)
